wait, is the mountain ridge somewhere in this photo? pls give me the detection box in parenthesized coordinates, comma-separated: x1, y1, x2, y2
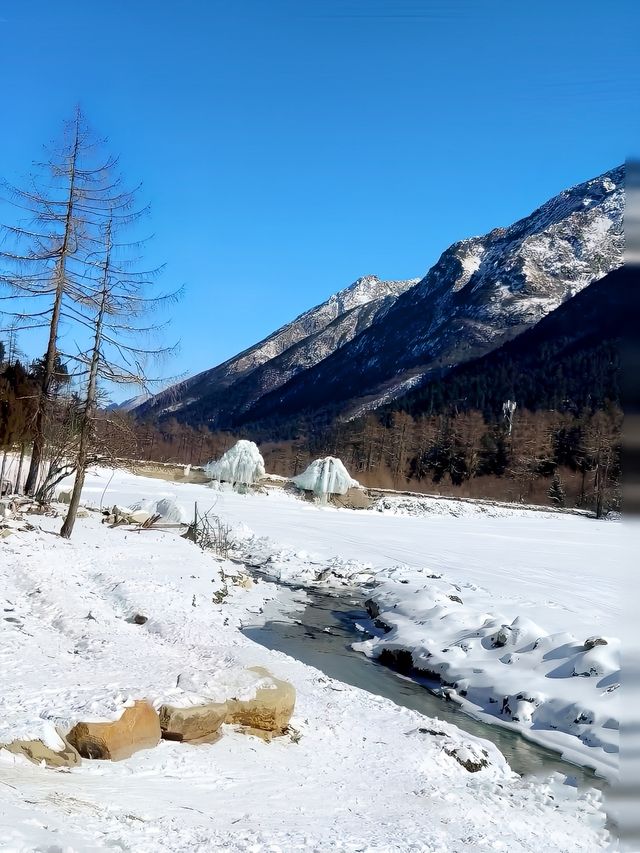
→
(136, 165, 624, 431)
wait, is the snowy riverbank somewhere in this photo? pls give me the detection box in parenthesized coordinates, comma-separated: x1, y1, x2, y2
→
(0, 466, 620, 850)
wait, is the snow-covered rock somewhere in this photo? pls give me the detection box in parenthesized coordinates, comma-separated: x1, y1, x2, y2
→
(292, 457, 359, 497)
(204, 440, 266, 488)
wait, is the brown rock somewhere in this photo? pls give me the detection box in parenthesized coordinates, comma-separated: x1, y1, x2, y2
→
(158, 701, 228, 743)
(330, 487, 373, 510)
(225, 666, 295, 735)
(66, 700, 161, 761)
(4, 735, 81, 768)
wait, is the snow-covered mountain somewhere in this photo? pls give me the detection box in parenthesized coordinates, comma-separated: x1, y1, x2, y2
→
(137, 165, 623, 429)
(135, 274, 419, 424)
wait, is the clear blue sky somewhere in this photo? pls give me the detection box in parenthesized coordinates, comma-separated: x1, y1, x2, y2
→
(1, 0, 638, 397)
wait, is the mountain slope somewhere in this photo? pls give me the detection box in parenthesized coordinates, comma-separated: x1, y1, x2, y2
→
(236, 165, 623, 429)
(137, 274, 418, 425)
(138, 165, 624, 432)
(387, 265, 632, 419)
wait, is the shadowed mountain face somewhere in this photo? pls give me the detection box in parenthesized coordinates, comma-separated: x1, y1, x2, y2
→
(137, 166, 624, 431)
(384, 265, 634, 420)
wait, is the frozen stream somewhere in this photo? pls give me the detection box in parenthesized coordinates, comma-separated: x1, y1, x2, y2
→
(242, 582, 608, 793)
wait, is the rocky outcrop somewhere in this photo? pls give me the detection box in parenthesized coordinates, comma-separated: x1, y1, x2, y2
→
(67, 700, 161, 761)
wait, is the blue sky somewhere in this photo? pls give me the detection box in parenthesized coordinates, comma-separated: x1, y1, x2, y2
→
(0, 0, 638, 397)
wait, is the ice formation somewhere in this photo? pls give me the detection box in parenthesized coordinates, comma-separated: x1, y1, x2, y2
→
(292, 456, 359, 497)
(128, 497, 189, 524)
(204, 440, 266, 487)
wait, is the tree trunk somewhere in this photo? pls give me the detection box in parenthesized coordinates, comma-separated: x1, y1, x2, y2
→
(0, 450, 7, 495)
(15, 443, 26, 494)
(60, 217, 111, 539)
(25, 115, 80, 495)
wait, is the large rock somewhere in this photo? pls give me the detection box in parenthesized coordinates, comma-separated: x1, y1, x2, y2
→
(4, 736, 81, 768)
(331, 487, 373, 510)
(66, 700, 161, 761)
(158, 701, 228, 743)
(225, 667, 295, 735)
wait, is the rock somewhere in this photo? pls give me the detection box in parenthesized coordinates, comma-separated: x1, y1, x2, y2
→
(225, 667, 295, 735)
(448, 594, 463, 604)
(584, 636, 608, 650)
(66, 700, 161, 760)
(444, 744, 490, 773)
(330, 487, 373, 510)
(378, 648, 414, 674)
(127, 613, 148, 625)
(364, 597, 380, 619)
(158, 701, 228, 743)
(492, 626, 511, 647)
(4, 735, 81, 768)
(0, 528, 13, 539)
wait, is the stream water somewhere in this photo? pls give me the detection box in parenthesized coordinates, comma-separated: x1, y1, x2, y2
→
(242, 582, 607, 792)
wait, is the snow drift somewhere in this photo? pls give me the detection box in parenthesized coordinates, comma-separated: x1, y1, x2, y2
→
(292, 457, 359, 497)
(204, 440, 266, 488)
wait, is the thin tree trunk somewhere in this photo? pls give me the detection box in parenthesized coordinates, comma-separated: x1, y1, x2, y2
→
(25, 115, 80, 495)
(15, 442, 26, 493)
(60, 218, 111, 539)
(0, 450, 7, 495)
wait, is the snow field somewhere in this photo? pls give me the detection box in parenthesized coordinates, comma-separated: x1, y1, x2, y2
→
(0, 465, 622, 849)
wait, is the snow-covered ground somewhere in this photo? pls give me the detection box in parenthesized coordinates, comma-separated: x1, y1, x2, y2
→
(0, 465, 621, 850)
(76, 468, 623, 772)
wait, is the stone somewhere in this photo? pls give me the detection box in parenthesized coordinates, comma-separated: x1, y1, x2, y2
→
(158, 701, 228, 743)
(225, 667, 295, 735)
(4, 735, 81, 768)
(66, 700, 161, 761)
(330, 487, 373, 510)
(444, 744, 490, 773)
(127, 613, 148, 625)
(584, 636, 608, 650)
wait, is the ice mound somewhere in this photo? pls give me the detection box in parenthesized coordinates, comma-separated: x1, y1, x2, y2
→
(204, 440, 266, 487)
(292, 457, 359, 497)
(128, 497, 189, 524)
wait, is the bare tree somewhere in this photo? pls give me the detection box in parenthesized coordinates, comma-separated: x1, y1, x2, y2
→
(59, 197, 178, 537)
(0, 108, 136, 494)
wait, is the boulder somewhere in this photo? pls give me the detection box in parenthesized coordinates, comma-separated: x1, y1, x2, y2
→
(66, 700, 161, 761)
(158, 701, 228, 743)
(331, 487, 373, 510)
(4, 735, 81, 768)
(225, 667, 295, 735)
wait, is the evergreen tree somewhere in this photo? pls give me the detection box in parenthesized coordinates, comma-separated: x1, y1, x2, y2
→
(548, 472, 566, 507)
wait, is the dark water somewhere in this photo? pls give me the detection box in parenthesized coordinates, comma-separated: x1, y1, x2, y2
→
(242, 582, 608, 792)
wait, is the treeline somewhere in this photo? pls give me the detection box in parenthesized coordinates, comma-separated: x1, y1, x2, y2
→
(123, 402, 620, 517)
(4, 350, 617, 515)
(321, 405, 621, 515)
